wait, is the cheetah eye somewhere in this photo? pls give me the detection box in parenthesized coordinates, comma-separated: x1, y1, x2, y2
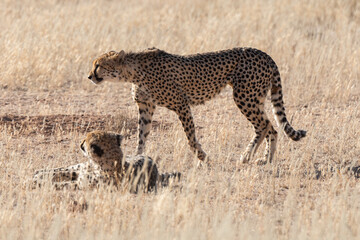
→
(90, 144, 104, 157)
(94, 64, 100, 72)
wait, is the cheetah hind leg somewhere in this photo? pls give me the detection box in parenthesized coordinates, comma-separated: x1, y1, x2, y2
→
(238, 108, 272, 164)
(233, 86, 274, 164)
(239, 124, 268, 164)
(255, 126, 278, 165)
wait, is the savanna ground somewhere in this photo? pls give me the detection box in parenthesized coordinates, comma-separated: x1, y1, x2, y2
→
(1, 0, 360, 239)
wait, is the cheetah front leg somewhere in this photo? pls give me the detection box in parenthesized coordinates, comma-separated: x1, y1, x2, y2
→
(32, 163, 88, 189)
(175, 104, 207, 161)
(136, 101, 156, 155)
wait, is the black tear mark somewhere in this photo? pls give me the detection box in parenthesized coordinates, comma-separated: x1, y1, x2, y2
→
(116, 134, 122, 146)
(91, 144, 104, 157)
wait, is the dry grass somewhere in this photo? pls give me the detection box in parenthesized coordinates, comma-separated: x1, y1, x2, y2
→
(1, 0, 360, 239)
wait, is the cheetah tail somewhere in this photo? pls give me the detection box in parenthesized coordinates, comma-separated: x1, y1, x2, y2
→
(159, 172, 181, 187)
(271, 68, 306, 141)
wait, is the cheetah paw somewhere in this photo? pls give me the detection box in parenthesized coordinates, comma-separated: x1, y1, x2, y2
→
(196, 159, 211, 170)
(255, 158, 268, 166)
(240, 154, 250, 164)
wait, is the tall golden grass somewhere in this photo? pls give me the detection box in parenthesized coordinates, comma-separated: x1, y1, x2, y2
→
(0, 0, 359, 239)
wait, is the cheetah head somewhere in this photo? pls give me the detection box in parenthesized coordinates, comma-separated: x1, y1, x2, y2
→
(80, 131, 124, 170)
(88, 50, 126, 84)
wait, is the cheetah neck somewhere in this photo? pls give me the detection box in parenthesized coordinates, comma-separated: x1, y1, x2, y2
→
(121, 54, 154, 84)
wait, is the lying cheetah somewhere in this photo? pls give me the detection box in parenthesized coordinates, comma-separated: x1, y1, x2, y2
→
(32, 131, 181, 192)
(88, 48, 306, 164)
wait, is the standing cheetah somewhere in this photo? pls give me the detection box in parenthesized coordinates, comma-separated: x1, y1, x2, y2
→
(88, 48, 306, 164)
(32, 131, 180, 192)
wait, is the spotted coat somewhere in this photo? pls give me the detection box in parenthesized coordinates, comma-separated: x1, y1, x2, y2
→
(88, 48, 306, 164)
(32, 131, 180, 192)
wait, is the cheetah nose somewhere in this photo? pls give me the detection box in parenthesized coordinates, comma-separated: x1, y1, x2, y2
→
(88, 75, 92, 80)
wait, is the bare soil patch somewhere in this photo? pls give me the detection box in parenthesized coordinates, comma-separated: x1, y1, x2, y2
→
(0, 114, 130, 136)
(0, 113, 172, 138)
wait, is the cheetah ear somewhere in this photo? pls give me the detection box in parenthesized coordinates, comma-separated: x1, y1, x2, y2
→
(115, 50, 125, 62)
(116, 134, 123, 147)
(80, 140, 85, 153)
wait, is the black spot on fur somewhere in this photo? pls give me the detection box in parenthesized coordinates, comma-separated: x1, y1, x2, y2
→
(71, 172, 78, 181)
